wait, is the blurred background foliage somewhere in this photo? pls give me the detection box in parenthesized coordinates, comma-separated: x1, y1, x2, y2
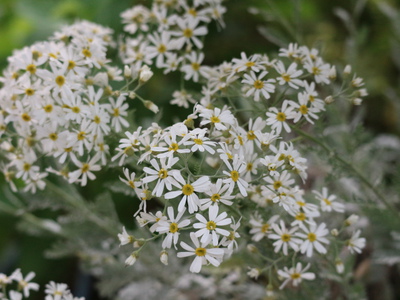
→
(0, 0, 400, 299)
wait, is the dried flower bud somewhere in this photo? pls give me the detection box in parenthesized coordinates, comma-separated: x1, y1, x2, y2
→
(160, 250, 168, 266)
(324, 96, 334, 104)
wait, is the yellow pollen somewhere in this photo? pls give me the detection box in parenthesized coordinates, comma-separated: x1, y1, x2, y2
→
(273, 181, 282, 190)
(261, 224, 270, 233)
(195, 247, 207, 256)
(25, 88, 35, 96)
(194, 138, 203, 145)
(309, 95, 315, 102)
(21, 113, 31, 122)
(44, 104, 53, 113)
(77, 131, 86, 140)
(93, 115, 101, 124)
(206, 220, 217, 231)
(211, 193, 220, 202)
(210, 116, 220, 123)
(82, 49, 92, 58)
(169, 142, 179, 151)
(299, 105, 308, 115)
(238, 135, 244, 145)
(227, 152, 233, 160)
(247, 130, 256, 140)
(183, 28, 193, 38)
(191, 62, 200, 71)
(308, 232, 317, 242)
(113, 108, 120, 117)
(128, 180, 135, 189)
(281, 233, 291, 242)
(182, 184, 194, 196)
(296, 201, 305, 207)
(323, 198, 332, 205)
(64, 147, 73, 152)
(282, 74, 291, 82)
(169, 222, 179, 233)
(26, 64, 37, 74)
(23, 163, 31, 171)
(71, 106, 80, 113)
(276, 112, 286, 122)
(68, 60, 76, 70)
(49, 133, 58, 141)
(291, 273, 301, 279)
(81, 163, 90, 173)
(55, 75, 65, 86)
(253, 80, 264, 89)
(246, 162, 253, 171)
(157, 44, 167, 53)
(245, 61, 255, 68)
(188, 8, 197, 16)
(312, 67, 321, 75)
(295, 212, 306, 221)
(230, 170, 239, 182)
(158, 168, 168, 179)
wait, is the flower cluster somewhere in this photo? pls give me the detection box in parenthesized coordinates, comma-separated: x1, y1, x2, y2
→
(119, 0, 225, 84)
(0, 21, 138, 191)
(0, 269, 39, 299)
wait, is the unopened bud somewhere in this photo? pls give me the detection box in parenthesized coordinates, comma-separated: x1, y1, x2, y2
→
(139, 65, 153, 83)
(352, 98, 362, 105)
(331, 228, 339, 236)
(144, 100, 159, 113)
(247, 268, 260, 279)
(247, 244, 258, 253)
(125, 252, 138, 266)
(324, 96, 334, 104)
(356, 88, 368, 97)
(343, 65, 352, 75)
(129, 92, 136, 99)
(345, 214, 359, 226)
(184, 118, 194, 129)
(329, 66, 337, 80)
(160, 250, 168, 266)
(335, 258, 344, 274)
(124, 65, 132, 78)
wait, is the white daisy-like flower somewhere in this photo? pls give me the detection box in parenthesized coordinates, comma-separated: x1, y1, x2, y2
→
(268, 220, 301, 255)
(177, 232, 224, 273)
(296, 222, 330, 257)
(199, 105, 235, 131)
(275, 61, 303, 89)
(170, 17, 208, 49)
(164, 176, 211, 213)
(118, 226, 134, 246)
(241, 70, 275, 101)
(249, 214, 280, 242)
(266, 100, 296, 134)
(346, 230, 366, 254)
(222, 154, 249, 197)
(200, 179, 235, 210)
(193, 205, 232, 246)
(277, 262, 315, 289)
(11, 269, 39, 298)
(156, 206, 190, 249)
(313, 188, 345, 213)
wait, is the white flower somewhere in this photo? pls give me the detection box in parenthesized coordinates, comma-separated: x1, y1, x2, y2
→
(193, 205, 232, 246)
(156, 207, 190, 249)
(125, 252, 138, 266)
(222, 154, 249, 197)
(346, 230, 366, 254)
(118, 226, 134, 246)
(170, 17, 208, 49)
(266, 100, 296, 134)
(313, 188, 345, 213)
(275, 61, 303, 89)
(164, 176, 211, 213)
(200, 179, 235, 210)
(277, 262, 315, 289)
(177, 232, 224, 273)
(68, 155, 101, 186)
(249, 214, 279, 242)
(44, 282, 69, 300)
(268, 221, 301, 255)
(12, 269, 39, 298)
(296, 223, 330, 257)
(198, 105, 235, 131)
(139, 65, 153, 83)
(241, 71, 275, 101)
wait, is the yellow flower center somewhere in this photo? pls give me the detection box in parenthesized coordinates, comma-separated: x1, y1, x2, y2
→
(211, 193, 220, 202)
(195, 247, 207, 256)
(77, 131, 86, 140)
(81, 163, 90, 173)
(191, 62, 200, 71)
(169, 222, 179, 233)
(44, 104, 53, 113)
(299, 105, 308, 115)
(23, 163, 31, 171)
(113, 108, 120, 117)
(261, 224, 270, 233)
(71, 106, 80, 113)
(245, 61, 255, 68)
(323, 198, 332, 205)
(21, 113, 31, 122)
(247, 130, 256, 140)
(253, 80, 264, 89)
(25, 88, 35, 96)
(49, 133, 58, 141)
(307, 232, 317, 242)
(68, 60, 76, 70)
(82, 49, 92, 58)
(182, 184, 194, 196)
(158, 168, 168, 179)
(210, 116, 220, 123)
(281, 233, 291, 242)
(291, 273, 301, 279)
(194, 138, 203, 145)
(273, 180, 282, 190)
(295, 212, 306, 221)
(93, 115, 101, 124)
(183, 28, 193, 38)
(276, 112, 286, 122)
(55, 75, 65, 86)
(282, 74, 291, 82)
(312, 66, 321, 75)
(169, 142, 179, 151)
(157, 44, 167, 53)
(246, 162, 253, 171)
(26, 64, 37, 74)
(230, 170, 239, 182)
(206, 220, 217, 230)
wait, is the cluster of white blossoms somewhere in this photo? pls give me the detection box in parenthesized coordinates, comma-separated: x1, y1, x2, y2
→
(116, 2, 368, 289)
(0, 269, 84, 300)
(119, 0, 226, 84)
(0, 21, 147, 191)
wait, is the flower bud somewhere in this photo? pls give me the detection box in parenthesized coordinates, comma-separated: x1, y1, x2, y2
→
(331, 228, 339, 236)
(335, 258, 344, 274)
(324, 96, 334, 104)
(343, 65, 352, 75)
(247, 268, 260, 279)
(139, 65, 153, 83)
(351, 77, 364, 88)
(144, 100, 159, 113)
(129, 92, 136, 99)
(247, 244, 258, 253)
(125, 252, 138, 266)
(344, 214, 359, 226)
(124, 65, 132, 78)
(356, 88, 368, 97)
(329, 66, 337, 80)
(352, 98, 362, 105)
(160, 250, 168, 266)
